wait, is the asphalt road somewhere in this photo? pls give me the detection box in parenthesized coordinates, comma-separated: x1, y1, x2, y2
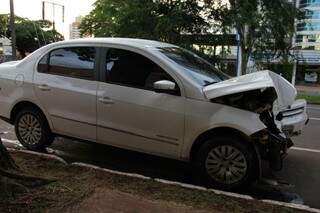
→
(1, 105, 320, 208)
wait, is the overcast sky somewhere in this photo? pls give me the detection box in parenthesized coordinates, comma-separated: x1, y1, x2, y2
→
(0, 0, 96, 39)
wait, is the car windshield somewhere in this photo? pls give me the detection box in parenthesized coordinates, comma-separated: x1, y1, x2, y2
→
(158, 47, 230, 86)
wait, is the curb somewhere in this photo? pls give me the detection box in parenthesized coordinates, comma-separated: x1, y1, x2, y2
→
(71, 162, 151, 180)
(7, 147, 320, 213)
(8, 148, 68, 165)
(69, 161, 320, 213)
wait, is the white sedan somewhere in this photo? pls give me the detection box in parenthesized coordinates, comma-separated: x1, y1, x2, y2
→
(0, 38, 308, 189)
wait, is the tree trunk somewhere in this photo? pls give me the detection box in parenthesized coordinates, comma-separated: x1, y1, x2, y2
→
(240, 47, 249, 75)
(0, 137, 54, 198)
(0, 138, 19, 171)
(0, 137, 26, 197)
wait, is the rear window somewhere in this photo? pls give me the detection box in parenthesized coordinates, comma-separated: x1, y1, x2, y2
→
(37, 47, 96, 80)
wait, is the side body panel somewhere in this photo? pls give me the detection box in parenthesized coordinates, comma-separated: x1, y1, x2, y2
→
(33, 73, 98, 141)
(0, 63, 45, 123)
(32, 45, 99, 141)
(97, 83, 185, 158)
(96, 46, 186, 159)
(181, 98, 267, 160)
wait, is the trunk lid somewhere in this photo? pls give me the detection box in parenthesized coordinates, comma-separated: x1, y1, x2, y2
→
(0, 60, 21, 67)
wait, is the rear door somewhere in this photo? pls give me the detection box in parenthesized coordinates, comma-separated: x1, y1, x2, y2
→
(33, 46, 98, 141)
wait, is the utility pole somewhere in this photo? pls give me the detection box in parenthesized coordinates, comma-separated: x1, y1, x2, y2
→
(9, 0, 16, 60)
(291, 0, 299, 86)
(236, 32, 242, 77)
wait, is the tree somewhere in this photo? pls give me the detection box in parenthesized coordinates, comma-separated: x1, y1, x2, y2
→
(0, 15, 7, 37)
(14, 19, 64, 57)
(0, 15, 64, 58)
(204, 0, 303, 74)
(80, 0, 303, 75)
(0, 137, 53, 198)
(80, 0, 209, 46)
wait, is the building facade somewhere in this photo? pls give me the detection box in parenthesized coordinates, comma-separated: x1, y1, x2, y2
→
(294, 0, 320, 84)
(0, 37, 12, 63)
(69, 16, 83, 40)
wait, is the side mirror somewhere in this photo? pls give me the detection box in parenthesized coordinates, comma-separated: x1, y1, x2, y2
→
(153, 80, 179, 95)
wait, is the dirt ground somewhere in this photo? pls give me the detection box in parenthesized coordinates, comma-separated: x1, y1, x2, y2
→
(66, 188, 214, 213)
(0, 151, 310, 213)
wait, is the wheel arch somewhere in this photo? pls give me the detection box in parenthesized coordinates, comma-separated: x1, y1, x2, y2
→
(9, 101, 52, 129)
(189, 127, 262, 180)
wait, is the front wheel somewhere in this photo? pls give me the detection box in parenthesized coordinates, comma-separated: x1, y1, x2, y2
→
(194, 136, 257, 190)
(14, 107, 53, 151)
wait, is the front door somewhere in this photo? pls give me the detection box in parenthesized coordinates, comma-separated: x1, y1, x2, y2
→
(97, 48, 185, 158)
(34, 46, 98, 141)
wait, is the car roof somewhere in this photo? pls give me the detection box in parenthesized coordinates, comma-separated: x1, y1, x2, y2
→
(53, 38, 177, 49)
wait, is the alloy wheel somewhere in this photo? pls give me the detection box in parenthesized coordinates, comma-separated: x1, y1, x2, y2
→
(205, 145, 248, 184)
(17, 114, 42, 145)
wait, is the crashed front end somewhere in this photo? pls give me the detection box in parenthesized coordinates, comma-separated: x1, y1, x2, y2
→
(203, 71, 308, 171)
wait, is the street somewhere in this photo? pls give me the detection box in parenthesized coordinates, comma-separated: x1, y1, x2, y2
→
(1, 104, 320, 209)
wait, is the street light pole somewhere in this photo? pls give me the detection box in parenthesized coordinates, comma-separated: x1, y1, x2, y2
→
(9, 0, 16, 60)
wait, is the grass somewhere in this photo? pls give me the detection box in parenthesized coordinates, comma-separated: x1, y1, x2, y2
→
(297, 94, 320, 104)
(0, 151, 309, 213)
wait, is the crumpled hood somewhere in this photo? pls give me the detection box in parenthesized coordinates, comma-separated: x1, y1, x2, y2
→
(203, 70, 297, 111)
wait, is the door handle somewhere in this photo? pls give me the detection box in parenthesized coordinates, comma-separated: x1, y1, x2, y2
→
(99, 97, 114, 104)
(38, 84, 51, 91)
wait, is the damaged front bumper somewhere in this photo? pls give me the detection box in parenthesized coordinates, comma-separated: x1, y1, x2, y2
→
(278, 99, 308, 137)
(252, 98, 308, 172)
(252, 130, 293, 172)
(267, 132, 293, 171)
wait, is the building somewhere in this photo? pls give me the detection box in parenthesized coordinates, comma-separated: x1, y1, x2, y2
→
(0, 37, 12, 63)
(293, 0, 320, 85)
(69, 16, 83, 40)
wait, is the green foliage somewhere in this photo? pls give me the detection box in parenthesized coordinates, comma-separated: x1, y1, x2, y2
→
(0, 14, 64, 57)
(205, 0, 303, 74)
(0, 15, 7, 37)
(14, 20, 63, 56)
(264, 62, 293, 82)
(80, 0, 302, 74)
(80, 0, 209, 46)
(297, 94, 320, 104)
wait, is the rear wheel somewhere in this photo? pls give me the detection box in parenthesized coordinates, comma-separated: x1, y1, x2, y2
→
(14, 107, 53, 151)
(194, 136, 256, 190)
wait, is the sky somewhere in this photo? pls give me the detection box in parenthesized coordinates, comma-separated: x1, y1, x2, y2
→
(0, 0, 96, 39)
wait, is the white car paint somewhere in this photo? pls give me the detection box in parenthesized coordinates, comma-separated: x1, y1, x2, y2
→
(0, 38, 307, 162)
(203, 70, 297, 111)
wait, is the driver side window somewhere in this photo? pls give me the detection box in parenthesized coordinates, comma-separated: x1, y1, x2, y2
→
(104, 48, 180, 94)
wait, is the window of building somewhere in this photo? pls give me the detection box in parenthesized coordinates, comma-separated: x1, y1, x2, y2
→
(104, 48, 179, 92)
(38, 47, 96, 80)
(297, 23, 320, 31)
(305, 10, 320, 19)
(296, 35, 303, 43)
(295, 34, 320, 44)
(300, 0, 320, 8)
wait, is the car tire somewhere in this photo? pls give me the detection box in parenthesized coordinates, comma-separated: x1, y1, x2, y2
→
(14, 107, 54, 151)
(194, 136, 256, 190)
